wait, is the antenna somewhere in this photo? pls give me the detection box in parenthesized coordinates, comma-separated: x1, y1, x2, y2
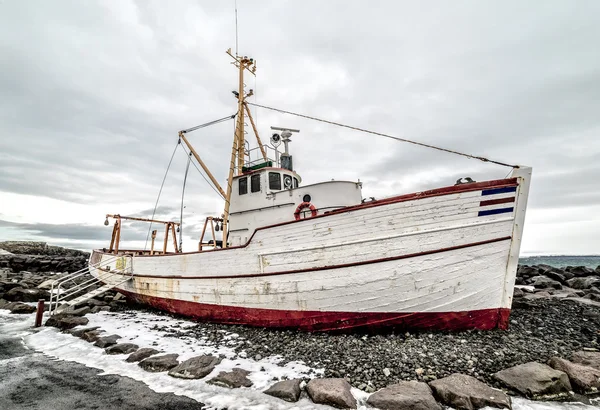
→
(235, 0, 239, 56)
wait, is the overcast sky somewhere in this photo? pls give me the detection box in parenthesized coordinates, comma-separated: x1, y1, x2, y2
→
(1, 0, 599, 255)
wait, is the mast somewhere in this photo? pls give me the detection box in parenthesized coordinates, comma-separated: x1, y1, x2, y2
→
(222, 48, 257, 248)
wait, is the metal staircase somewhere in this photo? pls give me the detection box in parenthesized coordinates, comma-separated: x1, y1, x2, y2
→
(48, 254, 134, 315)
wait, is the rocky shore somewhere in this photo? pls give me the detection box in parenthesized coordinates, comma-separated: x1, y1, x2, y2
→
(1, 242, 599, 409)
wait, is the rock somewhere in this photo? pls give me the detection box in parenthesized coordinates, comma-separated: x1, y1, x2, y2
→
(85, 298, 108, 307)
(548, 357, 600, 393)
(571, 351, 600, 370)
(105, 343, 139, 355)
(264, 379, 302, 402)
(81, 329, 106, 342)
(4, 287, 50, 302)
(67, 326, 100, 337)
(512, 288, 524, 298)
(306, 378, 357, 409)
(566, 277, 600, 290)
(168, 355, 222, 379)
(45, 314, 89, 330)
(37, 279, 56, 290)
(90, 306, 111, 313)
(530, 276, 562, 290)
(139, 354, 179, 372)
(383, 367, 391, 377)
(208, 368, 253, 389)
(0, 280, 21, 292)
(70, 306, 91, 316)
(126, 348, 160, 363)
(429, 373, 511, 410)
(543, 270, 567, 284)
(9, 302, 36, 314)
(568, 266, 596, 277)
(367, 381, 441, 410)
(94, 334, 121, 348)
(493, 362, 571, 398)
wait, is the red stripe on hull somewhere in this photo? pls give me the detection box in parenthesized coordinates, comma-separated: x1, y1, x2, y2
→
(118, 290, 510, 332)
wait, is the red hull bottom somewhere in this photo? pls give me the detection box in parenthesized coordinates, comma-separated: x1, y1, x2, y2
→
(121, 290, 511, 332)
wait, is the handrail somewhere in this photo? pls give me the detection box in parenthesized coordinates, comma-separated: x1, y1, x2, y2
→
(48, 255, 121, 313)
(48, 255, 132, 315)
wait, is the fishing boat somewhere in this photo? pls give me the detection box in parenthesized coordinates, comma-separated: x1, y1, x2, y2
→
(66, 49, 531, 332)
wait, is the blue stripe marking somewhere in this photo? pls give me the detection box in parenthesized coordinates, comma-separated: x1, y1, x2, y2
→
(481, 186, 517, 196)
(478, 207, 514, 217)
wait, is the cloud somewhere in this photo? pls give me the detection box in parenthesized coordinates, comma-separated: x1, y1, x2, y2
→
(1, 0, 599, 253)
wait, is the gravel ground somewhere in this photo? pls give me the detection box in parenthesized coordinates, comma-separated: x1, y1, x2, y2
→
(127, 297, 600, 393)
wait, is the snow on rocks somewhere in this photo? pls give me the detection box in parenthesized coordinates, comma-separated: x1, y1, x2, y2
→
(429, 373, 511, 410)
(366, 380, 441, 410)
(493, 362, 572, 399)
(306, 378, 357, 409)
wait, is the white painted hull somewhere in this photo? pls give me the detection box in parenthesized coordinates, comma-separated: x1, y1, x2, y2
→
(91, 167, 531, 331)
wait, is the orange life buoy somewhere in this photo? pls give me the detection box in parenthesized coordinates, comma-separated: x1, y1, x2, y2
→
(294, 202, 317, 220)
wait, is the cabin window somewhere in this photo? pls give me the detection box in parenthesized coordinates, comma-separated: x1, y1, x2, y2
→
(239, 177, 248, 195)
(269, 172, 281, 190)
(251, 174, 261, 193)
(293, 178, 299, 188)
(283, 174, 293, 189)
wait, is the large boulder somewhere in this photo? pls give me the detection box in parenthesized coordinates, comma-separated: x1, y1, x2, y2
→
(4, 287, 50, 302)
(429, 373, 511, 410)
(208, 368, 253, 388)
(306, 378, 357, 409)
(168, 355, 222, 379)
(493, 362, 571, 398)
(139, 354, 179, 372)
(548, 357, 600, 393)
(94, 334, 121, 348)
(81, 329, 106, 342)
(0, 280, 21, 292)
(567, 266, 597, 277)
(45, 314, 89, 330)
(571, 351, 600, 370)
(542, 269, 569, 283)
(530, 276, 562, 290)
(567, 277, 600, 290)
(67, 326, 100, 337)
(105, 343, 139, 355)
(126, 348, 160, 363)
(264, 379, 302, 403)
(9, 302, 36, 314)
(367, 381, 441, 410)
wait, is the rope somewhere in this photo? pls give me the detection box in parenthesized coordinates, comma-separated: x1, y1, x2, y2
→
(144, 140, 181, 250)
(246, 102, 517, 169)
(179, 151, 192, 251)
(180, 114, 236, 134)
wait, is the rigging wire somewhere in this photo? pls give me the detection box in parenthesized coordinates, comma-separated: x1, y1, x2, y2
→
(180, 144, 226, 200)
(246, 102, 518, 169)
(180, 114, 236, 134)
(144, 140, 181, 250)
(179, 151, 192, 251)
